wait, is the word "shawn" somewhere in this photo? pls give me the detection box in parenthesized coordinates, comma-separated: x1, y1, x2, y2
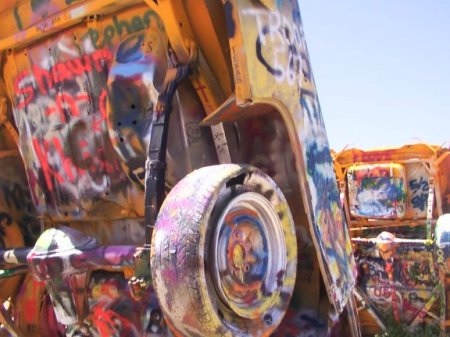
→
(14, 49, 112, 109)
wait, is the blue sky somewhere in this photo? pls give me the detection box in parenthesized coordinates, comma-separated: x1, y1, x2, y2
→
(299, 1, 450, 151)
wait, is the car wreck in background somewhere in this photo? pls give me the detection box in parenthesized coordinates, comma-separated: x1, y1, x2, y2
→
(333, 143, 450, 336)
(0, 0, 359, 336)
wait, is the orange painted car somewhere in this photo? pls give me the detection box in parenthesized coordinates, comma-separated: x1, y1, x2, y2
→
(0, 1, 358, 336)
(334, 143, 450, 335)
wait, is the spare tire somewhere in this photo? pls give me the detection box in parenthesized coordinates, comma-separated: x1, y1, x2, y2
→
(151, 164, 297, 336)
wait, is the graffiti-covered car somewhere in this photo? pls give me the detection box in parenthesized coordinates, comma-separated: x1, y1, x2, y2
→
(333, 143, 450, 335)
(0, 1, 358, 336)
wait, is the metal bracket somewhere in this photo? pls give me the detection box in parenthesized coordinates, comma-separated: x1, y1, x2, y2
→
(426, 177, 435, 241)
(131, 45, 194, 297)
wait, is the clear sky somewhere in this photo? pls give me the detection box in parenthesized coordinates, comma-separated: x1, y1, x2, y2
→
(299, 0, 450, 152)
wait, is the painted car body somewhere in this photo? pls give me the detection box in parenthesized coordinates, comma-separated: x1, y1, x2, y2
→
(0, 1, 356, 336)
(334, 143, 450, 334)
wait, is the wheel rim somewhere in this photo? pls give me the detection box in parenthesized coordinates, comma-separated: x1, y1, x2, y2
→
(211, 192, 287, 319)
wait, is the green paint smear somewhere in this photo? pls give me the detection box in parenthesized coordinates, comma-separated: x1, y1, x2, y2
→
(0, 269, 15, 279)
(14, 6, 23, 30)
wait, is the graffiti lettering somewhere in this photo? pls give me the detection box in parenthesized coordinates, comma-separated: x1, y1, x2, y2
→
(244, 9, 304, 85)
(44, 92, 90, 123)
(411, 194, 428, 212)
(409, 177, 429, 211)
(373, 286, 391, 299)
(32, 135, 121, 192)
(34, 12, 71, 33)
(14, 49, 112, 109)
(353, 150, 397, 163)
(32, 138, 65, 191)
(358, 249, 440, 322)
(84, 10, 162, 49)
(9, 18, 132, 216)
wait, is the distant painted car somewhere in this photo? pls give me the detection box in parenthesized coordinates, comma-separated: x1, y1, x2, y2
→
(0, 1, 358, 336)
(333, 143, 450, 335)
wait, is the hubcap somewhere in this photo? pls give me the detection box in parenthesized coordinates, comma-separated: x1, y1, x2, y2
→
(211, 192, 287, 319)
